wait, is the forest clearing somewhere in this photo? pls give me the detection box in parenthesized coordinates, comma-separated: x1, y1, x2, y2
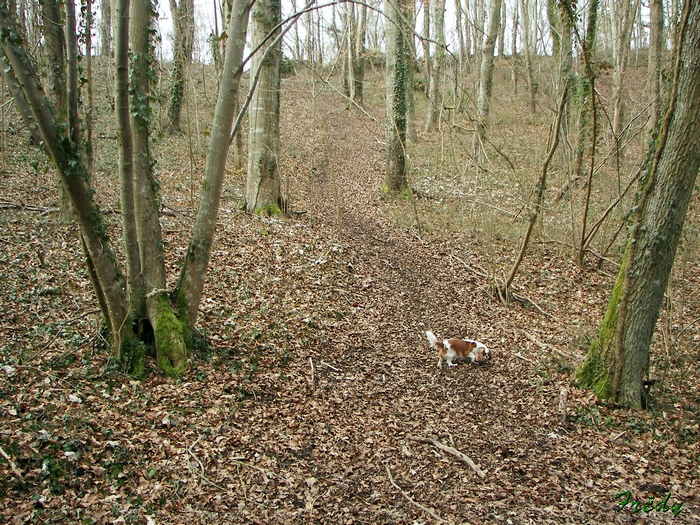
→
(2, 0, 700, 523)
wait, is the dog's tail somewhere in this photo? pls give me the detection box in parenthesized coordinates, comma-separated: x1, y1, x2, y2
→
(425, 331, 438, 348)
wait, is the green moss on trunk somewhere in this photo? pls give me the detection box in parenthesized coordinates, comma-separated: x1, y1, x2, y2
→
(150, 293, 188, 378)
(576, 254, 626, 399)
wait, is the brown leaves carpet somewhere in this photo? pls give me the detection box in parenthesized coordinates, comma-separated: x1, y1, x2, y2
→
(1, 77, 698, 524)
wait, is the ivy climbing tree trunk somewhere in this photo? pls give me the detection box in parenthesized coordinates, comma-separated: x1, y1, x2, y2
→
(0, 3, 133, 360)
(130, 0, 187, 377)
(245, 0, 282, 215)
(384, 0, 409, 192)
(577, 0, 700, 409)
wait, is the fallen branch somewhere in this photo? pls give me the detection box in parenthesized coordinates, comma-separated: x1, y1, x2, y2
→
(320, 361, 341, 372)
(384, 463, 449, 523)
(510, 292, 558, 320)
(406, 435, 486, 479)
(514, 352, 536, 364)
(0, 200, 59, 215)
(449, 253, 488, 279)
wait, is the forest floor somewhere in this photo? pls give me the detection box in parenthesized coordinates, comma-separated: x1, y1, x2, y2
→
(1, 72, 700, 524)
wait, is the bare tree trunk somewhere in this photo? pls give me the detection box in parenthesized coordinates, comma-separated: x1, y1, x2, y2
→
(425, 0, 444, 132)
(609, 0, 641, 137)
(167, 0, 194, 132)
(114, 0, 142, 325)
(176, 0, 250, 328)
(353, 3, 367, 105)
(39, 0, 66, 118)
(497, 0, 506, 56)
(101, 0, 112, 57)
(245, 0, 282, 215)
(519, 0, 536, 112)
(646, 0, 663, 136)
(0, 52, 43, 146)
(578, 0, 700, 408)
(473, 0, 503, 152)
(385, 0, 409, 192)
(511, 0, 518, 89)
(421, 0, 431, 96)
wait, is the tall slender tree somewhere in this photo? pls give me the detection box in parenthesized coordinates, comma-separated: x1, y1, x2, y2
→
(474, 0, 502, 151)
(578, 0, 700, 409)
(646, 0, 663, 137)
(609, 0, 641, 137)
(384, 0, 409, 192)
(167, 0, 194, 132)
(425, 0, 444, 132)
(245, 0, 282, 214)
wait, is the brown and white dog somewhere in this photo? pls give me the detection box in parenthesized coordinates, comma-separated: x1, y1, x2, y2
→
(426, 331, 491, 368)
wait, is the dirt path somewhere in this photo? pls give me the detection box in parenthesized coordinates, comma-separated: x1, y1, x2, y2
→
(2, 78, 698, 524)
(247, 82, 699, 524)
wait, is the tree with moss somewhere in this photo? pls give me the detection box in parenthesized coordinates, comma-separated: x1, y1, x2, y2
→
(0, 0, 252, 378)
(245, 0, 282, 215)
(384, 0, 409, 192)
(577, 0, 700, 409)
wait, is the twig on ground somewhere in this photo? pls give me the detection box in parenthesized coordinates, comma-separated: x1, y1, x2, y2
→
(320, 360, 341, 372)
(309, 357, 315, 384)
(0, 200, 59, 215)
(511, 292, 558, 320)
(384, 462, 449, 524)
(0, 446, 24, 480)
(185, 437, 229, 491)
(406, 435, 486, 479)
(515, 352, 536, 365)
(449, 253, 488, 278)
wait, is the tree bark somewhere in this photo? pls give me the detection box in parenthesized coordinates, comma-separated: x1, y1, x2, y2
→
(176, 0, 250, 329)
(0, 52, 43, 146)
(131, 0, 188, 377)
(609, 0, 641, 137)
(0, 4, 131, 356)
(425, 0, 444, 132)
(474, 0, 502, 151)
(39, 0, 66, 119)
(167, 0, 194, 132)
(646, 0, 663, 137)
(101, 0, 112, 57)
(245, 0, 282, 215)
(519, 0, 535, 112)
(384, 0, 409, 192)
(420, 0, 430, 96)
(113, 0, 143, 323)
(577, 0, 700, 409)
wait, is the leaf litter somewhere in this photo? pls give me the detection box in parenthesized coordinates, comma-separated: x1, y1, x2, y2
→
(0, 75, 698, 524)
